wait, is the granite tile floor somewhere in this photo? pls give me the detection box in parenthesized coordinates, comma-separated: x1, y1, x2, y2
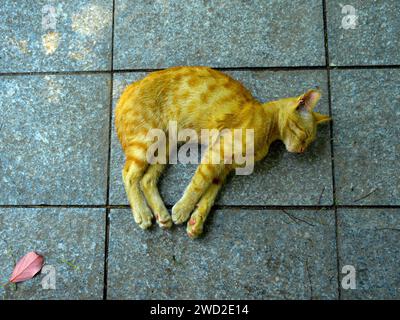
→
(0, 0, 399, 300)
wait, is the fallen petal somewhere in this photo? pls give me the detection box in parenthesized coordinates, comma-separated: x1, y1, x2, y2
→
(9, 251, 44, 283)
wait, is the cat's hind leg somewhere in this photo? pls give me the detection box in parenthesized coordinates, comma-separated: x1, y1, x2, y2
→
(186, 167, 230, 238)
(140, 163, 172, 228)
(122, 144, 153, 229)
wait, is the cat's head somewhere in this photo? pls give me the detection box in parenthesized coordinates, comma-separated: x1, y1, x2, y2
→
(278, 89, 331, 153)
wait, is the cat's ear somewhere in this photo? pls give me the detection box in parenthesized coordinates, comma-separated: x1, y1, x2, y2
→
(295, 89, 321, 112)
(313, 112, 331, 124)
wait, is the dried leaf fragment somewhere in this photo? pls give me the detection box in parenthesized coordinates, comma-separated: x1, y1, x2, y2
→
(9, 251, 44, 283)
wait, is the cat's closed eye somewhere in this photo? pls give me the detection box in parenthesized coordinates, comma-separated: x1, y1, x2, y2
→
(296, 131, 307, 142)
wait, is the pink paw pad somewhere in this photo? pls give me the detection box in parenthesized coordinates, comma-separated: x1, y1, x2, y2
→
(188, 218, 196, 225)
(187, 230, 196, 238)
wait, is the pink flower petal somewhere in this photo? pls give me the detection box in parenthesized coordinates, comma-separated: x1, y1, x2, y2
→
(9, 251, 44, 283)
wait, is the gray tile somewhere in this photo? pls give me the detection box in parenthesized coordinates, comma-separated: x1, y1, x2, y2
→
(110, 70, 333, 206)
(338, 208, 400, 299)
(0, 208, 105, 300)
(113, 0, 325, 69)
(0, 0, 112, 72)
(107, 208, 337, 299)
(327, 0, 400, 66)
(331, 69, 400, 205)
(0, 74, 110, 205)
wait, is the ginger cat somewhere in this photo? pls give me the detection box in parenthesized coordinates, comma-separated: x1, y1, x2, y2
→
(115, 66, 330, 238)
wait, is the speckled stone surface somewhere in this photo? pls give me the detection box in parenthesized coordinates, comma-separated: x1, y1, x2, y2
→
(107, 208, 337, 299)
(0, 0, 112, 72)
(109, 70, 333, 206)
(327, 0, 400, 66)
(113, 0, 325, 69)
(331, 69, 400, 205)
(0, 74, 110, 205)
(0, 208, 105, 300)
(338, 208, 400, 299)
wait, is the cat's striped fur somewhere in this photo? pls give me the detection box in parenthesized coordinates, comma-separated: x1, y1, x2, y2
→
(115, 66, 330, 238)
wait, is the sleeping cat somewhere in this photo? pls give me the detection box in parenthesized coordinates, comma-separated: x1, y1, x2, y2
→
(115, 66, 330, 238)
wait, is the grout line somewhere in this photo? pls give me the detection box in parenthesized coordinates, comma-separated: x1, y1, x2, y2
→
(113, 66, 327, 73)
(103, 207, 110, 300)
(1, 65, 400, 77)
(115, 65, 400, 72)
(1, 204, 399, 210)
(103, 0, 116, 301)
(322, 0, 330, 68)
(322, 0, 341, 301)
(0, 204, 107, 208)
(326, 64, 400, 70)
(0, 70, 111, 76)
(0, 205, 322, 209)
(203, 204, 400, 210)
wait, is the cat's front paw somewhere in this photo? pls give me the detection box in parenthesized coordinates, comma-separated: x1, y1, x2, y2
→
(155, 212, 173, 229)
(186, 216, 204, 239)
(186, 200, 211, 238)
(171, 201, 192, 224)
